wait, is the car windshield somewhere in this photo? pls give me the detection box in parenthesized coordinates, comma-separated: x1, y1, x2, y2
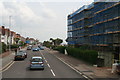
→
(31, 58, 42, 62)
(16, 52, 24, 55)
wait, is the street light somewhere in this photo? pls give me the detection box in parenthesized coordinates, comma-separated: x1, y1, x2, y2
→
(9, 16, 12, 52)
(0, 28, 2, 54)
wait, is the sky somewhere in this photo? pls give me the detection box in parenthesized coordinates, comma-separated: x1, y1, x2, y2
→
(0, 0, 94, 43)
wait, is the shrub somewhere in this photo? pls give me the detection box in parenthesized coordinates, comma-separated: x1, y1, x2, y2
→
(66, 47, 98, 64)
(2, 42, 7, 53)
(10, 44, 19, 49)
(54, 46, 66, 54)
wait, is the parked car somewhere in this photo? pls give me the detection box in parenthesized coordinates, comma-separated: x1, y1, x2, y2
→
(18, 50, 27, 58)
(29, 56, 44, 70)
(32, 47, 40, 51)
(14, 51, 25, 60)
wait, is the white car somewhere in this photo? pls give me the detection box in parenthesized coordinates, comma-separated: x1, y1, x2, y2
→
(30, 56, 44, 70)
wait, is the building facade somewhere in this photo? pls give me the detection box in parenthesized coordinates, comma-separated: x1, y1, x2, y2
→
(67, 2, 120, 67)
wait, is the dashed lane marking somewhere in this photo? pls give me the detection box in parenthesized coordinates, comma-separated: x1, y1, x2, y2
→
(47, 64, 51, 68)
(50, 69, 56, 76)
(45, 60, 47, 63)
(40, 51, 56, 77)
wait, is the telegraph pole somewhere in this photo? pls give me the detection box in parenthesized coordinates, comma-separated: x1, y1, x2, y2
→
(0, 28, 2, 54)
(9, 16, 12, 52)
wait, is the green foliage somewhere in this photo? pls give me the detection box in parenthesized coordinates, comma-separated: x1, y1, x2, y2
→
(10, 44, 19, 49)
(54, 46, 98, 64)
(2, 42, 7, 53)
(53, 46, 66, 54)
(43, 41, 52, 48)
(49, 38, 63, 46)
(66, 47, 98, 64)
(14, 38, 20, 44)
(19, 41, 26, 46)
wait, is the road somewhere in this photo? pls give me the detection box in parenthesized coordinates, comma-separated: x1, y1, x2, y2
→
(2, 46, 86, 79)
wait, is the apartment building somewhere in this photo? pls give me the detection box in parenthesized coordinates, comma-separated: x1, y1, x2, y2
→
(67, 2, 120, 67)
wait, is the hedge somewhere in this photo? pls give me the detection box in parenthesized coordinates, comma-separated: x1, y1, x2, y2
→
(2, 42, 7, 53)
(11, 44, 19, 49)
(54, 46, 98, 64)
(66, 47, 98, 64)
(53, 46, 66, 54)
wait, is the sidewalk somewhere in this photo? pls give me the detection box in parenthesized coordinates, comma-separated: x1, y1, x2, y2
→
(0, 47, 27, 70)
(48, 49, 120, 78)
(0, 51, 15, 71)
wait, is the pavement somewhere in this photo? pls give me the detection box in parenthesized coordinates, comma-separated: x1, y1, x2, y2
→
(2, 46, 86, 79)
(47, 48, 120, 79)
(0, 51, 15, 70)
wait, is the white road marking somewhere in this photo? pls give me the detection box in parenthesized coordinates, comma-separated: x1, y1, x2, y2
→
(40, 50, 56, 77)
(56, 56, 91, 79)
(45, 60, 47, 63)
(50, 69, 56, 76)
(2, 61, 15, 72)
(0, 61, 14, 71)
(83, 75, 89, 79)
(47, 64, 51, 68)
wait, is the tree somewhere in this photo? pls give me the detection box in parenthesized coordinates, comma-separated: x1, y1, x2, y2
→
(54, 38, 63, 46)
(43, 41, 52, 48)
(50, 38, 63, 46)
(14, 38, 20, 44)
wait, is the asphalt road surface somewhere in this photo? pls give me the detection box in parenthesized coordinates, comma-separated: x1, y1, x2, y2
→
(2, 46, 86, 79)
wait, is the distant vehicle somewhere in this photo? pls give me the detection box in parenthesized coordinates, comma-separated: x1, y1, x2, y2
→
(38, 46, 44, 50)
(29, 56, 44, 70)
(18, 50, 27, 58)
(29, 45, 33, 47)
(27, 46, 32, 50)
(14, 51, 25, 60)
(32, 47, 40, 51)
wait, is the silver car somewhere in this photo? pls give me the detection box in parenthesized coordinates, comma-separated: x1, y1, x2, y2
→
(30, 56, 44, 70)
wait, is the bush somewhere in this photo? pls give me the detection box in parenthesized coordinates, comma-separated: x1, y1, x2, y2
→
(10, 44, 19, 49)
(66, 47, 98, 64)
(54, 46, 66, 54)
(2, 42, 7, 53)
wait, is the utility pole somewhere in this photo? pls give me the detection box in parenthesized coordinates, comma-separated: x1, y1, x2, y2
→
(9, 16, 12, 52)
(0, 28, 2, 54)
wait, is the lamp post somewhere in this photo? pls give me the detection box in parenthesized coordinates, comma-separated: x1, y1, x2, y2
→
(0, 30, 1, 51)
(9, 16, 12, 52)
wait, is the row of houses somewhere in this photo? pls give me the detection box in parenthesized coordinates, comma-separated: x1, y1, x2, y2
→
(0, 26, 37, 46)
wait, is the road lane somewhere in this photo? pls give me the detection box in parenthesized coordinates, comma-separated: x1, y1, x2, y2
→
(40, 50, 84, 78)
(2, 47, 85, 79)
(2, 50, 53, 78)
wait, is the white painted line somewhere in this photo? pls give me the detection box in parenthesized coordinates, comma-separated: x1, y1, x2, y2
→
(45, 60, 47, 63)
(0, 60, 13, 71)
(51, 69, 56, 76)
(47, 64, 51, 68)
(83, 75, 89, 79)
(56, 56, 91, 79)
(2, 61, 15, 72)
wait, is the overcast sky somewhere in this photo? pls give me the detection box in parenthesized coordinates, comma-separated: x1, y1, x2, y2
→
(0, 0, 94, 43)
